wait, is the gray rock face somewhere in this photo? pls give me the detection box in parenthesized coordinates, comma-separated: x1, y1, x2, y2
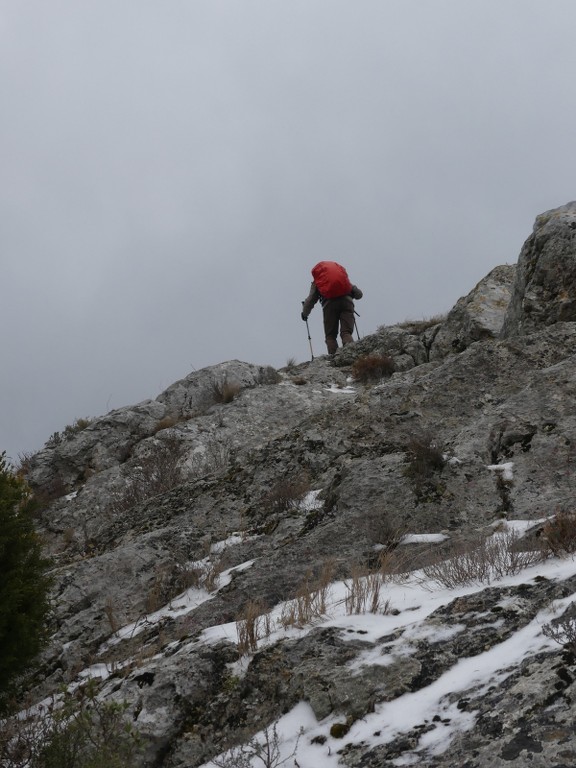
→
(430, 264, 516, 359)
(17, 204, 576, 768)
(502, 200, 576, 336)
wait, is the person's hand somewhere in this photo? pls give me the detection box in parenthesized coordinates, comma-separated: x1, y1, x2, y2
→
(301, 312, 308, 321)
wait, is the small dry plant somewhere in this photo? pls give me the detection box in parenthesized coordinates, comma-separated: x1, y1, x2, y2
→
(104, 596, 121, 633)
(542, 607, 576, 654)
(189, 439, 232, 477)
(261, 473, 311, 516)
(344, 567, 390, 615)
(109, 438, 183, 515)
(421, 530, 544, 589)
(396, 314, 447, 332)
(405, 432, 445, 480)
(257, 366, 282, 385)
(145, 558, 211, 614)
(541, 511, 576, 556)
(236, 600, 272, 655)
(351, 354, 395, 383)
(211, 377, 242, 404)
(377, 547, 416, 583)
(213, 721, 302, 768)
(153, 415, 184, 434)
(279, 562, 335, 629)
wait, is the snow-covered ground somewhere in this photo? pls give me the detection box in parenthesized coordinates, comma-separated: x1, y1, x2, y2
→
(69, 518, 576, 768)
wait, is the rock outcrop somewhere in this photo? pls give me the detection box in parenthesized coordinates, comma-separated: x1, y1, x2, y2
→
(502, 200, 576, 336)
(16, 203, 576, 768)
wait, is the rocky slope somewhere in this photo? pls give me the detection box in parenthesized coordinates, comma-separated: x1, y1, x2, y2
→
(19, 201, 576, 767)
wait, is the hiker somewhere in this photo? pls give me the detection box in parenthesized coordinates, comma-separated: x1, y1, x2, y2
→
(301, 261, 363, 355)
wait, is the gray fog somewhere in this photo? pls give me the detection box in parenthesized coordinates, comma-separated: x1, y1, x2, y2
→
(2, 0, 576, 461)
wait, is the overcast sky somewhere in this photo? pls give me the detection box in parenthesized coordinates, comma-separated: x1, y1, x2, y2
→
(2, 0, 576, 462)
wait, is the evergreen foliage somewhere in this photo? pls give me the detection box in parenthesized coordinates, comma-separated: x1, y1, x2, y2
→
(0, 452, 51, 700)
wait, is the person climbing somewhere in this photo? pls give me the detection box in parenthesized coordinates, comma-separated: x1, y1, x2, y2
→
(301, 261, 363, 355)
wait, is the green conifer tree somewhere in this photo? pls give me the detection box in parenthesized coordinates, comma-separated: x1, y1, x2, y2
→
(0, 452, 51, 701)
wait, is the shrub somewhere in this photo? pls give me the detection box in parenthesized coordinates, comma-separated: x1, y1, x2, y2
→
(0, 681, 143, 767)
(108, 438, 183, 515)
(405, 433, 445, 480)
(541, 511, 576, 556)
(46, 418, 92, 448)
(213, 721, 301, 768)
(257, 366, 282, 385)
(351, 354, 395, 383)
(32, 474, 69, 507)
(261, 474, 311, 516)
(145, 559, 209, 614)
(543, 609, 576, 654)
(0, 453, 52, 703)
(421, 530, 544, 589)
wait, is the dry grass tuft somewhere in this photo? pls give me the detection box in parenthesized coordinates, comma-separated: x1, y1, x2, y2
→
(396, 314, 447, 332)
(211, 377, 242, 404)
(236, 600, 272, 655)
(351, 354, 395, 383)
(279, 561, 335, 629)
(344, 567, 390, 615)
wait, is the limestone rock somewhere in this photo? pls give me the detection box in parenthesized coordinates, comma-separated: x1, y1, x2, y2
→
(430, 264, 515, 359)
(502, 200, 576, 336)
(18, 203, 576, 768)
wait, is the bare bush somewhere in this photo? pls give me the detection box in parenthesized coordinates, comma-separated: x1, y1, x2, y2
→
(145, 558, 214, 613)
(261, 473, 311, 516)
(198, 440, 232, 476)
(405, 432, 445, 480)
(362, 508, 406, 549)
(109, 438, 183, 515)
(213, 722, 301, 768)
(257, 366, 282, 385)
(541, 511, 576, 556)
(421, 530, 544, 589)
(32, 474, 69, 507)
(0, 681, 142, 768)
(543, 609, 576, 653)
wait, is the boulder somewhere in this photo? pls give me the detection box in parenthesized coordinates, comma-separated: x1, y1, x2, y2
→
(430, 264, 515, 359)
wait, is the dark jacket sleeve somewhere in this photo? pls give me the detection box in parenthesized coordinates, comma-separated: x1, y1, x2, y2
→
(350, 285, 363, 300)
(302, 282, 320, 318)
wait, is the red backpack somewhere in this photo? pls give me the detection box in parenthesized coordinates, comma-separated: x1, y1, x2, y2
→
(311, 261, 352, 299)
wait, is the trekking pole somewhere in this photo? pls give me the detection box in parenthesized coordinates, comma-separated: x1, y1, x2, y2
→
(354, 310, 361, 340)
(302, 303, 314, 360)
